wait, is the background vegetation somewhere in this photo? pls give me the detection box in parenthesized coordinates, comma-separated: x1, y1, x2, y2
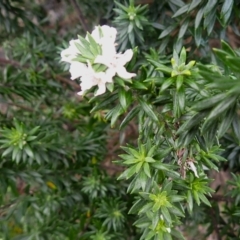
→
(0, 0, 240, 239)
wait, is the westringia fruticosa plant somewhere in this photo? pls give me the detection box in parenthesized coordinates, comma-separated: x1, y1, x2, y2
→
(61, 19, 240, 239)
(1, 0, 240, 239)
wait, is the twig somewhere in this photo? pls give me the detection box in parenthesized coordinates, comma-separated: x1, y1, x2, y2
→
(56, 75, 80, 91)
(6, 102, 36, 112)
(69, 0, 90, 32)
(0, 57, 22, 68)
(211, 195, 234, 203)
(0, 57, 80, 91)
(210, 207, 221, 240)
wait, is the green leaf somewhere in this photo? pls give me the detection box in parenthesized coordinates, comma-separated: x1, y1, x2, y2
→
(159, 25, 177, 39)
(221, 40, 236, 56)
(173, 88, 185, 118)
(193, 190, 200, 205)
(147, 145, 157, 157)
(187, 191, 193, 212)
(198, 193, 211, 206)
(212, 48, 229, 63)
(24, 145, 34, 158)
(139, 171, 148, 190)
(120, 106, 140, 130)
(170, 195, 185, 202)
(114, 1, 129, 12)
(203, 0, 217, 15)
(204, 10, 216, 35)
(121, 146, 139, 158)
(118, 165, 137, 180)
(232, 114, 240, 141)
(138, 98, 158, 122)
(218, 105, 236, 137)
(2, 146, 13, 157)
(152, 212, 160, 229)
(179, 47, 186, 64)
(205, 95, 237, 122)
(195, 7, 204, 29)
(202, 157, 219, 171)
(147, 60, 171, 74)
(176, 75, 183, 90)
(107, 104, 124, 127)
(172, 4, 189, 18)
(194, 27, 202, 47)
(138, 202, 153, 215)
(90, 93, 118, 112)
(161, 206, 172, 223)
(169, 0, 185, 7)
(28, 126, 40, 135)
(75, 40, 94, 60)
(128, 199, 144, 214)
(188, 0, 202, 12)
(177, 111, 208, 134)
(171, 229, 185, 240)
(143, 163, 151, 178)
(160, 77, 174, 92)
(119, 88, 132, 111)
(86, 32, 100, 56)
(184, 78, 199, 91)
(191, 93, 227, 111)
(132, 81, 148, 90)
(178, 20, 189, 39)
(221, 0, 233, 25)
(174, 38, 183, 53)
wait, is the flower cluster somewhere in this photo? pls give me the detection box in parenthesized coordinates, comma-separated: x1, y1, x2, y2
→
(61, 25, 136, 96)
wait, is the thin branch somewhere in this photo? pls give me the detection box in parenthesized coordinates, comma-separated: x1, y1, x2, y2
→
(55, 75, 80, 91)
(69, 0, 90, 32)
(0, 57, 22, 68)
(211, 195, 234, 203)
(6, 102, 36, 112)
(0, 57, 80, 91)
(210, 207, 221, 240)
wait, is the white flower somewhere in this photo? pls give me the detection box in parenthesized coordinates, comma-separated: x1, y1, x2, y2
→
(188, 161, 199, 178)
(69, 61, 88, 80)
(61, 39, 81, 63)
(78, 62, 110, 96)
(166, 227, 171, 233)
(95, 49, 136, 80)
(91, 25, 117, 46)
(90, 25, 117, 58)
(60, 25, 136, 96)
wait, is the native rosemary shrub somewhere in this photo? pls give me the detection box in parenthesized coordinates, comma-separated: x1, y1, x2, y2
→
(0, 0, 240, 240)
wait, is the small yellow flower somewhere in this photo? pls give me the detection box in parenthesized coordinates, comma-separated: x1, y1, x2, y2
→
(91, 156, 97, 164)
(46, 181, 57, 190)
(86, 210, 91, 218)
(13, 226, 23, 234)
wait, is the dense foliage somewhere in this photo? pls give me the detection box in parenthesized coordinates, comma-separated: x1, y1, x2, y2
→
(0, 0, 240, 239)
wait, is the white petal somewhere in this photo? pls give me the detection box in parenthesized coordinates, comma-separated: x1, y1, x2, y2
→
(95, 55, 111, 67)
(116, 66, 136, 79)
(95, 82, 106, 96)
(61, 39, 81, 63)
(91, 25, 117, 45)
(78, 74, 97, 95)
(69, 62, 88, 80)
(105, 68, 116, 83)
(116, 49, 134, 66)
(188, 162, 199, 178)
(91, 26, 101, 44)
(101, 42, 116, 57)
(69, 39, 81, 53)
(101, 25, 117, 41)
(61, 48, 75, 63)
(166, 228, 171, 233)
